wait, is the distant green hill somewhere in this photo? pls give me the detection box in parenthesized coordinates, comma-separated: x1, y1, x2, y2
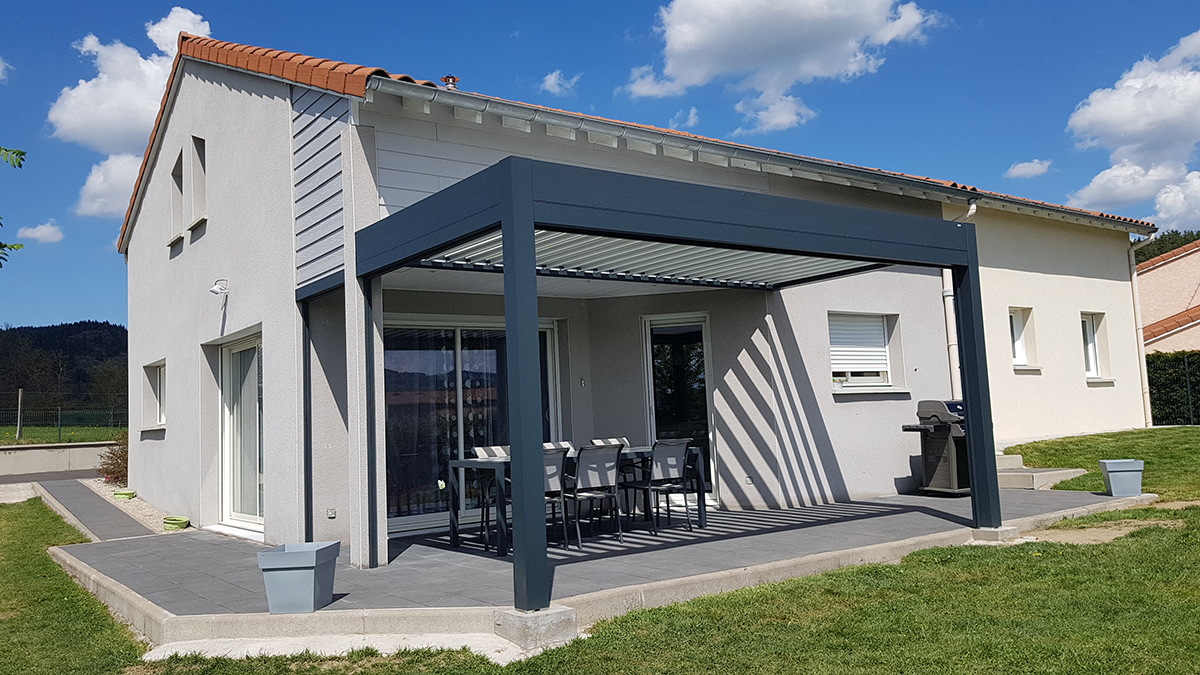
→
(0, 321, 127, 409)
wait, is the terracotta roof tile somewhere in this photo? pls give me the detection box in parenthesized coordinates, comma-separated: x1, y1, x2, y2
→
(1145, 304, 1200, 342)
(118, 32, 1155, 253)
(1137, 238, 1200, 272)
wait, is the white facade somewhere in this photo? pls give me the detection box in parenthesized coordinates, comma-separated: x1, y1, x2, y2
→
(123, 52, 1150, 564)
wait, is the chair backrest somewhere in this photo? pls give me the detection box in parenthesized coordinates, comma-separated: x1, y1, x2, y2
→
(542, 441, 575, 455)
(573, 443, 622, 489)
(543, 448, 568, 493)
(650, 438, 692, 480)
(471, 445, 510, 458)
(589, 437, 629, 450)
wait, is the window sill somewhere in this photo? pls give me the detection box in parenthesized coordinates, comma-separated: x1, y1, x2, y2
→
(166, 233, 184, 247)
(140, 424, 166, 432)
(187, 216, 207, 231)
(1086, 378, 1116, 387)
(833, 386, 911, 396)
(1013, 365, 1042, 375)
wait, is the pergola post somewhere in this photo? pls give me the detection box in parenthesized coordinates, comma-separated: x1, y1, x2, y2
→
(952, 223, 1002, 528)
(502, 159, 551, 610)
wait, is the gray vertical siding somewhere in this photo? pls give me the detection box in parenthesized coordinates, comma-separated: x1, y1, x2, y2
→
(292, 86, 349, 287)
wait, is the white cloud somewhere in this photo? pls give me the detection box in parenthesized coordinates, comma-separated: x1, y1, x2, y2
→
(48, 8, 209, 220)
(1067, 28, 1200, 225)
(18, 220, 64, 244)
(75, 154, 142, 218)
(625, 0, 938, 133)
(669, 106, 700, 129)
(540, 69, 582, 96)
(0, 57, 10, 82)
(1004, 159, 1052, 179)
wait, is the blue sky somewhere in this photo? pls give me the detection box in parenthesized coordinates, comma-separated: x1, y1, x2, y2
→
(2, 1, 1200, 327)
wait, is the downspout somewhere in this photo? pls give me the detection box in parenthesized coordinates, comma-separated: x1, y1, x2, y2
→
(1130, 233, 1160, 428)
(943, 199, 977, 402)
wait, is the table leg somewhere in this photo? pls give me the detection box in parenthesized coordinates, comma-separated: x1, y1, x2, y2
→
(494, 466, 509, 556)
(695, 450, 707, 528)
(449, 467, 461, 547)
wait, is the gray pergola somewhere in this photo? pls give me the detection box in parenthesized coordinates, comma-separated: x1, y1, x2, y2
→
(351, 156, 1001, 612)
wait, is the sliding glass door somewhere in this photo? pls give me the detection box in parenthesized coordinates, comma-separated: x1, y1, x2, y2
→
(383, 322, 556, 531)
(222, 338, 263, 529)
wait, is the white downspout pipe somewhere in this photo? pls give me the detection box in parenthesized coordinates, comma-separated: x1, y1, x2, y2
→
(943, 200, 977, 402)
(1130, 233, 1160, 427)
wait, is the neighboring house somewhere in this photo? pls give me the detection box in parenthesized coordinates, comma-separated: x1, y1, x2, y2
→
(1138, 239, 1200, 353)
(118, 34, 1154, 592)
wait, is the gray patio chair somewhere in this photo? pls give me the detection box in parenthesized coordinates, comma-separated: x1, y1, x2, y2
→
(470, 445, 510, 550)
(590, 437, 638, 517)
(565, 443, 624, 548)
(619, 438, 693, 533)
(542, 443, 572, 549)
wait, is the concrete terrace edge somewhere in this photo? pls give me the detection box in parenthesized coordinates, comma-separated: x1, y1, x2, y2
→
(34, 481, 100, 542)
(47, 494, 1159, 646)
(0, 440, 118, 452)
(49, 545, 174, 643)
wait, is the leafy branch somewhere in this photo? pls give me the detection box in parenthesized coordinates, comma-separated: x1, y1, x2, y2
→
(0, 146, 26, 268)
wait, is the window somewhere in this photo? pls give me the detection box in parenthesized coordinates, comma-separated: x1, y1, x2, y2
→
(156, 364, 166, 424)
(142, 361, 166, 428)
(169, 152, 184, 242)
(829, 313, 891, 386)
(190, 136, 206, 229)
(1082, 313, 1102, 378)
(1009, 309, 1026, 366)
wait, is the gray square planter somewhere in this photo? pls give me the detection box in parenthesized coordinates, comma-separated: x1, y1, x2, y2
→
(1099, 459, 1144, 497)
(257, 541, 341, 614)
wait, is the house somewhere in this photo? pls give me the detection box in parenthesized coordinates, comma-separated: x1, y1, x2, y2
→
(1138, 239, 1200, 353)
(118, 33, 1154, 608)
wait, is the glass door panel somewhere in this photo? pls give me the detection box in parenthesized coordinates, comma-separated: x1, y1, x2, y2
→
(225, 341, 263, 526)
(384, 324, 556, 529)
(383, 328, 457, 518)
(650, 324, 712, 491)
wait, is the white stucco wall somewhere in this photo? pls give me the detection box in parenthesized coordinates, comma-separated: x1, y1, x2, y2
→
(125, 60, 302, 544)
(956, 205, 1146, 445)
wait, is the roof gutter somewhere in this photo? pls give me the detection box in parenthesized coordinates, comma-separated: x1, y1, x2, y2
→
(366, 76, 1155, 237)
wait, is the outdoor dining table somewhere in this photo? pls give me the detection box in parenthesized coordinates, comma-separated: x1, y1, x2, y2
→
(448, 445, 708, 557)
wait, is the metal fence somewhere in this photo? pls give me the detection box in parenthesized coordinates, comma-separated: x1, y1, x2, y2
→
(0, 390, 129, 440)
(1146, 351, 1200, 426)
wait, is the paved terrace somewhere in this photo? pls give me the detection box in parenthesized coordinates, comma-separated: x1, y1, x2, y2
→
(60, 489, 1123, 616)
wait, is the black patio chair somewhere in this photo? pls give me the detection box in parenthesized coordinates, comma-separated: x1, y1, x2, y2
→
(470, 445, 509, 550)
(564, 442, 624, 548)
(542, 442, 572, 549)
(620, 438, 694, 533)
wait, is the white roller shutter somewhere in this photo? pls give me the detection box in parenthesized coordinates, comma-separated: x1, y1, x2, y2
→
(829, 314, 889, 373)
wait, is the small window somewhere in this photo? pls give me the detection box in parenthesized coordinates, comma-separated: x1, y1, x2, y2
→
(170, 152, 184, 239)
(190, 136, 206, 229)
(156, 364, 167, 424)
(1081, 313, 1101, 378)
(143, 361, 166, 428)
(1010, 308, 1027, 366)
(829, 313, 891, 386)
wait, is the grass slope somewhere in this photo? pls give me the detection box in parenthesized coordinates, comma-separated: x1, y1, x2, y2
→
(0, 426, 126, 445)
(1007, 427, 1200, 501)
(0, 499, 143, 675)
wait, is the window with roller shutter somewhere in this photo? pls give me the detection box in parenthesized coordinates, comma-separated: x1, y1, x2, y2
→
(828, 313, 890, 385)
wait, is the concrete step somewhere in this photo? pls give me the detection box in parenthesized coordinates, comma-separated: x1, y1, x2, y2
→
(996, 454, 1024, 470)
(997, 467, 1087, 490)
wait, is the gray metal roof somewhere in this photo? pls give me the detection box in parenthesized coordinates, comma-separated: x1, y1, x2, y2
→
(419, 229, 879, 290)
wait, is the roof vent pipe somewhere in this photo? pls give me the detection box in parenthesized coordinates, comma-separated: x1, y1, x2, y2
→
(441, 75, 460, 90)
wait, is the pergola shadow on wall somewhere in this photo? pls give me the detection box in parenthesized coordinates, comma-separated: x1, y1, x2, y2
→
(349, 156, 1000, 611)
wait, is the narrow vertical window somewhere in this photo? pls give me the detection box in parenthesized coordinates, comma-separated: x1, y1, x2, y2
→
(1081, 313, 1100, 378)
(1009, 308, 1027, 366)
(170, 152, 184, 240)
(156, 364, 167, 424)
(190, 136, 206, 228)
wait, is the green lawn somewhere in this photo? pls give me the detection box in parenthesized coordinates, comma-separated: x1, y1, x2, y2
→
(11, 426, 1200, 674)
(0, 426, 126, 445)
(0, 499, 144, 675)
(1007, 426, 1200, 501)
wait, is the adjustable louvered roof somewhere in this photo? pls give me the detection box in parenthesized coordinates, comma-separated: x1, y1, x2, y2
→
(416, 228, 880, 291)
